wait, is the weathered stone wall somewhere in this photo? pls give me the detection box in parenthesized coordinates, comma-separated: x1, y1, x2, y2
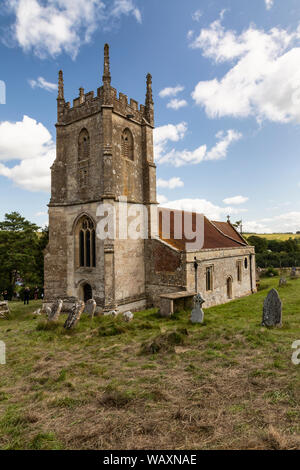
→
(186, 247, 256, 307)
(145, 239, 186, 307)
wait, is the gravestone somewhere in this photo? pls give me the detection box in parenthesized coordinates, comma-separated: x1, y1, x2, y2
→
(123, 311, 134, 322)
(64, 301, 85, 330)
(84, 299, 97, 319)
(262, 288, 282, 327)
(279, 277, 287, 287)
(190, 293, 205, 324)
(0, 302, 10, 320)
(47, 299, 63, 322)
(104, 310, 118, 317)
(290, 267, 297, 278)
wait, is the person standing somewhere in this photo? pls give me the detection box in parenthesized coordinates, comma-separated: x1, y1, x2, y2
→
(34, 286, 39, 301)
(3, 291, 8, 301)
(24, 287, 30, 305)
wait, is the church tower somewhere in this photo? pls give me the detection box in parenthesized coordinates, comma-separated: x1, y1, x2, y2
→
(44, 44, 157, 312)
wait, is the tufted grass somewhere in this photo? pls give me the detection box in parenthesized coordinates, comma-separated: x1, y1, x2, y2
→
(0, 277, 299, 450)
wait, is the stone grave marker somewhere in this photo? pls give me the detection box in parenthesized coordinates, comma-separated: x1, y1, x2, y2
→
(0, 302, 10, 320)
(123, 311, 134, 322)
(84, 299, 97, 319)
(279, 277, 287, 287)
(47, 299, 63, 322)
(262, 288, 282, 327)
(64, 301, 85, 330)
(190, 293, 205, 324)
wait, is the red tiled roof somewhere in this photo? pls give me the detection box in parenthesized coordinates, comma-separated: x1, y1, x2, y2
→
(158, 208, 247, 251)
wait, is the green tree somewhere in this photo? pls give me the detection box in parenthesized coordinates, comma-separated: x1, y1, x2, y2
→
(0, 212, 42, 297)
(247, 235, 268, 254)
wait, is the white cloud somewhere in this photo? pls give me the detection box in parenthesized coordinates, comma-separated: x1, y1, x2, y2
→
(154, 124, 242, 167)
(192, 10, 202, 22)
(160, 198, 247, 221)
(191, 18, 300, 123)
(167, 99, 188, 110)
(157, 194, 168, 205)
(157, 177, 184, 189)
(159, 85, 185, 98)
(0, 115, 55, 191)
(187, 30, 194, 40)
(29, 76, 57, 92)
(111, 0, 142, 23)
(265, 0, 274, 10)
(5, 0, 141, 59)
(223, 195, 249, 205)
(154, 122, 188, 162)
(35, 211, 48, 217)
(244, 211, 300, 234)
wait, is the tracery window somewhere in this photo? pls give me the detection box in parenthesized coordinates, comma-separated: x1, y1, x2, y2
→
(77, 216, 96, 268)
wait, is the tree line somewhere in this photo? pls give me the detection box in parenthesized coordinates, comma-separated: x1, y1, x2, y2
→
(246, 235, 300, 268)
(0, 212, 48, 300)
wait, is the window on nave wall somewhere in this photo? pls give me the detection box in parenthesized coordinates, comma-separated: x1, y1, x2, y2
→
(121, 128, 134, 160)
(76, 216, 96, 268)
(78, 129, 90, 188)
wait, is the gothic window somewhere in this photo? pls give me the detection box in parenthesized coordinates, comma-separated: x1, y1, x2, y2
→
(78, 129, 90, 188)
(206, 266, 213, 291)
(77, 216, 96, 268)
(121, 128, 134, 160)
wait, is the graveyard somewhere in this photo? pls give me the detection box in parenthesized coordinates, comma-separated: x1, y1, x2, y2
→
(0, 275, 299, 450)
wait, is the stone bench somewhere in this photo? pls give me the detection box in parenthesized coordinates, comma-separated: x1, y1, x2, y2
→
(160, 291, 196, 317)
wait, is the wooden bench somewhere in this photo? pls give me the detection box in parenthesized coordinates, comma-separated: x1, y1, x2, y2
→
(160, 291, 196, 317)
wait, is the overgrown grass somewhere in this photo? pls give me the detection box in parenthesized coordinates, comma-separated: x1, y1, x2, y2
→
(0, 278, 299, 450)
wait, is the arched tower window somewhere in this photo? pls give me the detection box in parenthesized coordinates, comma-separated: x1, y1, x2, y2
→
(78, 129, 90, 188)
(121, 128, 134, 160)
(76, 215, 96, 268)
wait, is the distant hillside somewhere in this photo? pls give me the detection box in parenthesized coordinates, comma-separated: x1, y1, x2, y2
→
(244, 233, 300, 241)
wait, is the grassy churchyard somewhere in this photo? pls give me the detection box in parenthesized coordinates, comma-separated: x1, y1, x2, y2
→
(0, 277, 300, 450)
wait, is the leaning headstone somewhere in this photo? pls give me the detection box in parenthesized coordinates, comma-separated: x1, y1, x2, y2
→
(43, 306, 51, 318)
(123, 311, 134, 322)
(104, 310, 118, 317)
(190, 293, 205, 324)
(47, 299, 63, 322)
(262, 288, 282, 327)
(279, 277, 287, 287)
(0, 302, 10, 320)
(64, 301, 85, 330)
(84, 299, 97, 319)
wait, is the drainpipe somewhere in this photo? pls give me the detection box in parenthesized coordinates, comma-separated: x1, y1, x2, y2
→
(194, 257, 198, 293)
(249, 253, 254, 293)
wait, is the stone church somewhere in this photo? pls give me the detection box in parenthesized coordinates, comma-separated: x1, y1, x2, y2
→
(44, 44, 256, 313)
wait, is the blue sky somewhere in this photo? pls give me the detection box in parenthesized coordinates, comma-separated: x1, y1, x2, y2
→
(1, 0, 300, 232)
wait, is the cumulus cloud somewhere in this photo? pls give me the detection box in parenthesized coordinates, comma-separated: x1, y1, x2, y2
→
(159, 85, 185, 98)
(154, 123, 242, 167)
(167, 99, 188, 110)
(157, 177, 184, 190)
(160, 198, 247, 221)
(0, 115, 55, 191)
(29, 76, 57, 92)
(223, 195, 249, 205)
(5, 0, 141, 59)
(157, 194, 168, 205)
(192, 10, 202, 22)
(190, 17, 300, 123)
(265, 0, 274, 10)
(244, 211, 300, 234)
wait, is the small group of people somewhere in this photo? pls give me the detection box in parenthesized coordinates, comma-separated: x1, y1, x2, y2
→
(1, 286, 44, 304)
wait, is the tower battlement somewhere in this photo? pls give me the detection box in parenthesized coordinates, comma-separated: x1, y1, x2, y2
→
(57, 44, 154, 127)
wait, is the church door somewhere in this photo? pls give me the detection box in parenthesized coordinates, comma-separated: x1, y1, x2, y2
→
(83, 284, 93, 302)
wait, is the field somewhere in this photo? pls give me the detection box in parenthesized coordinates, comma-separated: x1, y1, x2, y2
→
(244, 233, 300, 241)
(0, 277, 300, 450)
